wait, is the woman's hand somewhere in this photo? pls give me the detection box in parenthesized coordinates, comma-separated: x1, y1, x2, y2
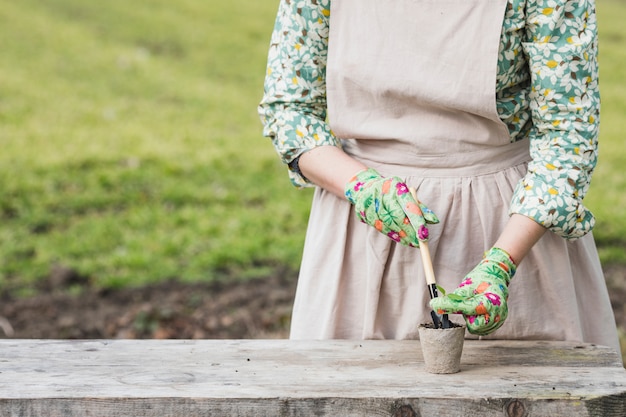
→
(345, 168, 439, 247)
(296, 146, 438, 247)
(430, 247, 516, 335)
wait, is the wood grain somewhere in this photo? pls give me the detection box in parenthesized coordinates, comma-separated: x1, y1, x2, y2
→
(0, 339, 624, 416)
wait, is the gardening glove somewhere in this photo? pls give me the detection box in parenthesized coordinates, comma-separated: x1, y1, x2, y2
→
(344, 168, 439, 247)
(430, 247, 517, 335)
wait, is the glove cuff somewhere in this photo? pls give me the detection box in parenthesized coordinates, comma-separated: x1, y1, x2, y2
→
(344, 167, 381, 204)
(483, 247, 517, 281)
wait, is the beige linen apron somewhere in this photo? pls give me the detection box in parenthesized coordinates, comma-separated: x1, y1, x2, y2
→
(290, 0, 620, 353)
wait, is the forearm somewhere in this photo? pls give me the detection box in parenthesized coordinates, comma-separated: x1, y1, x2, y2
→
(493, 214, 547, 265)
(298, 146, 367, 199)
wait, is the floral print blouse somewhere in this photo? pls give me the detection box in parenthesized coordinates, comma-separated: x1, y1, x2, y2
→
(258, 0, 600, 239)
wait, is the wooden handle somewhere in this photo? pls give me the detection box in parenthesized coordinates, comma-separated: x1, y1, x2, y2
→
(419, 239, 437, 286)
(409, 188, 437, 287)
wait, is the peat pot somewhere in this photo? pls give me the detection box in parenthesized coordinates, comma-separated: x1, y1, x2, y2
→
(418, 323, 466, 374)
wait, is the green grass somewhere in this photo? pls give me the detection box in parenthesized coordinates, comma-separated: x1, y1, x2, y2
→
(586, 0, 626, 264)
(0, 0, 314, 291)
(1, 0, 625, 294)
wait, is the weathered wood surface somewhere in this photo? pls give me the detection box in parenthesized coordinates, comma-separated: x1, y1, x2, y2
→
(0, 339, 624, 416)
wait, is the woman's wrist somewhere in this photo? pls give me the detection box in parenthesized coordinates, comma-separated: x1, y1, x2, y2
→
(297, 146, 368, 199)
(493, 214, 547, 265)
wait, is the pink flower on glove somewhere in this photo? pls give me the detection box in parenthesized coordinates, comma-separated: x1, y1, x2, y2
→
(354, 182, 365, 192)
(396, 182, 409, 195)
(417, 225, 429, 240)
(458, 278, 473, 288)
(484, 292, 502, 306)
(387, 231, 401, 242)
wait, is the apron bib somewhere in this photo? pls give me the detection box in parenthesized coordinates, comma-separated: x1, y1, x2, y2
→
(326, 0, 529, 176)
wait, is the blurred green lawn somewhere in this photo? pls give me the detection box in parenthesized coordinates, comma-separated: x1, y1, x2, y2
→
(0, 0, 624, 294)
(586, 0, 626, 263)
(0, 0, 313, 292)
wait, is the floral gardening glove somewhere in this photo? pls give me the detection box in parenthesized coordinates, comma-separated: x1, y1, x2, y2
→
(345, 168, 439, 247)
(430, 247, 517, 335)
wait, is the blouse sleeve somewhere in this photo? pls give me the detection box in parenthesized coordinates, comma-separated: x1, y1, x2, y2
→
(509, 0, 600, 239)
(258, 0, 339, 188)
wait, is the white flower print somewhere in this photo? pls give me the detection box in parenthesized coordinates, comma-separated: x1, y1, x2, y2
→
(260, 0, 600, 239)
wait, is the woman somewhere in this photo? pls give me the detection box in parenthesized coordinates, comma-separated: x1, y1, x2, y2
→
(259, 0, 620, 352)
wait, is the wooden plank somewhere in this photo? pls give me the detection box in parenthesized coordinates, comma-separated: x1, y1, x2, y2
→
(0, 339, 624, 416)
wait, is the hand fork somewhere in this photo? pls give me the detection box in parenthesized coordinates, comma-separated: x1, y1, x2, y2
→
(409, 188, 450, 329)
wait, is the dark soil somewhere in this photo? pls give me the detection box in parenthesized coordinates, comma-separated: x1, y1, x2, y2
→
(0, 264, 624, 359)
(421, 321, 464, 330)
(0, 267, 297, 340)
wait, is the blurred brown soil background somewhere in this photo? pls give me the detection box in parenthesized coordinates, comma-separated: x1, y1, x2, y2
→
(0, 267, 295, 340)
